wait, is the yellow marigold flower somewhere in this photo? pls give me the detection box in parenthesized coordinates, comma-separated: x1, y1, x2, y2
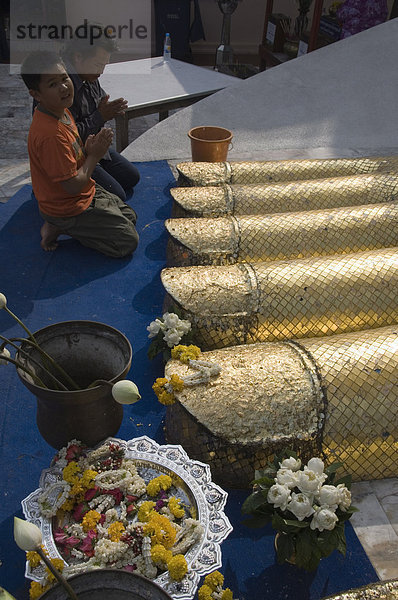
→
(151, 543, 173, 566)
(62, 461, 80, 485)
(198, 584, 214, 600)
(204, 571, 224, 591)
(167, 554, 188, 581)
(61, 497, 75, 511)
(168, 496, 185, 519)
(27, 545, 48, 568)
(169, 374, 184, 392)
(153, 378, 168, 394)
(108, 521, 125, 542)
(26, 550, 41, 568)
(143, 512, 176, 549)
(157, 389, 176, 406)
(29, 581, 50, 600)
(82, 509, 101, 532)
(137, 501, 156, 523)
(46, 558, 65, 582)
(146, 474, 172, 497)
(221, 588, 234, 600)
(171, 344, 201, 364)
(153, 379, 176, 405)
(81, 469, 97, 487)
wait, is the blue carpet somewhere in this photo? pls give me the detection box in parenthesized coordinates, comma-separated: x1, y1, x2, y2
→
(0, 161, 378, 599)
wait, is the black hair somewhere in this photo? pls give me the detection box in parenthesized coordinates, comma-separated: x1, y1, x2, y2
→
(20, 50, 65, 91)
(61, 23, 118, 61)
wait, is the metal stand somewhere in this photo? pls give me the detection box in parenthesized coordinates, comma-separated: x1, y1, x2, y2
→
(215, 0, 239, 69)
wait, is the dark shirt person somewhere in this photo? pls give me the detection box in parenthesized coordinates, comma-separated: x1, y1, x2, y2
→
(60, 34, 140, 202)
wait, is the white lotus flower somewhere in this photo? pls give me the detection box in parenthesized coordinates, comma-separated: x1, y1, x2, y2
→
(307, 457, 325, 475)
(0, 587, 17, 600)
(310, 506, 338, 531)
(147, 319, 163, 338)
(275, 468, 298, 489)
(317, 485, 340, 510)
(297, 469, 327, 495)
(0, 348, 11, 365)
(337, 484, 352, 511)
(279, 457, 301, 472)
(0, 294, 7, 310)
(112, 380, 141, 405)
(267, 483, 291, 511)
(162, 312, 181, 330)
(163, 328, 182, 348)
(14, 517, 42, 551)
(176, 319, 191, 335)
(287, 492, 315, 521)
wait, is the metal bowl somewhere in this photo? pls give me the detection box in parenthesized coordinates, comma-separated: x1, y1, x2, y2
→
(40, 569, 173, 599)
(22, 436, 233, 600)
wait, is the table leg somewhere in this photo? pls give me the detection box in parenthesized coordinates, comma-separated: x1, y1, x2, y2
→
(115, 114, 129, 152)
(159, 110, 169, 121)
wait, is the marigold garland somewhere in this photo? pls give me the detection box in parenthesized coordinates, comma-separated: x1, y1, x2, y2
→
(137, 500, 156, 522)
(171, 344, 201, 363)
(146, 474, 172, 497)
(153, 344, 221, 406)
(82, 509, 101, 532)
(151, 543, 173, 566)
(108, 521, 125, 542)
(167, 554, 188, 581)
(28, 439, 205, 596)
(198, 571, 235, 600)
(204, 570, 224, 590)
(168, 496, 185, 519)
(143, 512, 177, 549)
(29, 581, 49, 600)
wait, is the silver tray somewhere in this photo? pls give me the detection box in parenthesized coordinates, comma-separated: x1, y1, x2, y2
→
(21, 436, 233, 600)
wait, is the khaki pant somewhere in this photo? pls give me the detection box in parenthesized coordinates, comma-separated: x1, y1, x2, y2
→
(40, 185, 139, 258)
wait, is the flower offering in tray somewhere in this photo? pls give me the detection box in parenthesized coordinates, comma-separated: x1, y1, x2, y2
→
(21, 436, 233, 600)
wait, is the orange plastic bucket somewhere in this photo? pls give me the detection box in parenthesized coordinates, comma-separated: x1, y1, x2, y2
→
(188, 126, 233, 162)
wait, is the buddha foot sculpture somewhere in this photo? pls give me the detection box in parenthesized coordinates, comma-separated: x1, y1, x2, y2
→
(164, 325, 398, 488)
(161, 248, 398, 350)
(171, 174, 398, 218)
(176, 155, 398, 187)
(166, 202, 398, 267)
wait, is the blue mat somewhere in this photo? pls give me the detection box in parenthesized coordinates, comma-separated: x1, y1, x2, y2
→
(0, 161, 378, 599)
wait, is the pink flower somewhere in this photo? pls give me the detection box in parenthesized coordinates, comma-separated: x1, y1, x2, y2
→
(123, 564, 137, 572)
(80, 529, 97, 557)
(65, 443, 84, 463)
(105, 488, 123, 504)
(84, 487, 99, 502)
(126, 503, 136, 515)
(73, 502, 89, 522)
(54, 529, 80, 548)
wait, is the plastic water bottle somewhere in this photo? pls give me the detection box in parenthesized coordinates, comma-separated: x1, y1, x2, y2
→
(163, 33, 171, 61)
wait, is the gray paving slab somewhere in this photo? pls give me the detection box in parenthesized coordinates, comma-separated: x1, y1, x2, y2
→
(122, 19, 398, 163)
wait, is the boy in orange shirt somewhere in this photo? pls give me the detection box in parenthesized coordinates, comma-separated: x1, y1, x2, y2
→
(21, 51, 138, 257)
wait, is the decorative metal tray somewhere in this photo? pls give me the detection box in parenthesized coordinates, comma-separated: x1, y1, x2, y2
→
(21, 436, 233, 600)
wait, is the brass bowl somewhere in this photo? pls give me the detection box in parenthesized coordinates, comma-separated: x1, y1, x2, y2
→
(283, 39, 299, 58)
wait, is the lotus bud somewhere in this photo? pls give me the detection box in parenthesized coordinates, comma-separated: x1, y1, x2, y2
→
(112, 380, 141, 405)
(0, 348, 11, 365)
(0, 587, 17, 600)
(0, 294, 7, 310)
(14, 517, 42, 551)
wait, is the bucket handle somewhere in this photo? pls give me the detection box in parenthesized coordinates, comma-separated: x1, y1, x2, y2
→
(229, 140, 234, 151)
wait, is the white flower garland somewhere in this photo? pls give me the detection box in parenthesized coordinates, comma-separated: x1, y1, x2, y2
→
(38, 481, 71, 518)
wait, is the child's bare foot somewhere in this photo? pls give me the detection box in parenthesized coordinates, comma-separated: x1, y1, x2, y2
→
(40, 222, 62, 251)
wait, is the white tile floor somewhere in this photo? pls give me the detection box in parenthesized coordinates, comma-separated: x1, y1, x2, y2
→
(1, 63, 397, 583)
